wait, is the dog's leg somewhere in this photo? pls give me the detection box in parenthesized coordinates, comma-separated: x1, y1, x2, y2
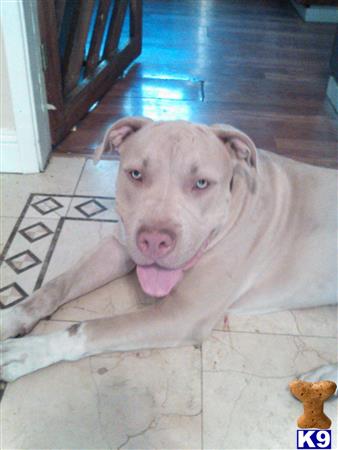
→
(1, 293, 220, 382)
(1, 236, 134, 340)
(299, 364, 338, 395)
(1, 258, 235, 382)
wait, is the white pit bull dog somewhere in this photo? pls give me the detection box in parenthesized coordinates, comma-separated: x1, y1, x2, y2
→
(1, 117, 337, 383)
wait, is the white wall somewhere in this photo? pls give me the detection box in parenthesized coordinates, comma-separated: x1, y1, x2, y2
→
(0, 28, 16, 132)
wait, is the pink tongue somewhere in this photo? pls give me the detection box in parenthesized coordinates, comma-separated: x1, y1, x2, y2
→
(136, 265, 184, 297)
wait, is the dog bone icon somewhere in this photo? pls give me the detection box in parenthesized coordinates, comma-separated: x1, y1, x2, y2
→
(289, 380, 337, 429)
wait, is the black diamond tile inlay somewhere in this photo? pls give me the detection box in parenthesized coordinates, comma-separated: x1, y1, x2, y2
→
(5, 250, 42, 274)
(0, 282, 28, 308)
(75, 199, 108, 218)
(31, 196, 63, 215)
(19, 222, 54, 243)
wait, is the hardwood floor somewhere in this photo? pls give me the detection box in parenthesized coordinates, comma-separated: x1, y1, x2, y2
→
(55, 0, 337, 168)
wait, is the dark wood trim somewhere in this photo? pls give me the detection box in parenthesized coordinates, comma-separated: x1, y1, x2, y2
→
(38, 0, 143, 145)
(63, 0, 96, 94)
(61, 40, 142, 142)
(59, 1, 82, 83)
(295, 0, 338, 5)
(54, 0, 67, 35)
(86, 0, 112, 76)
(330, 28, 338, 82)
(104, 0, 129, 58)
(130, 0, 142, 44)
(38, 0, 64, 144)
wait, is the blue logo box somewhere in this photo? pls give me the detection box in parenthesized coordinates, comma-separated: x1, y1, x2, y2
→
(297, 429, 331, 449)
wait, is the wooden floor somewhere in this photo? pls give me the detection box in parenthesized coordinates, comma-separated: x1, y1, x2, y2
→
(55, 0, 337, 168)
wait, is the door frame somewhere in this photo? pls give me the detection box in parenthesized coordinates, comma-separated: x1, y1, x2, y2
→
(1, 0, 51, 173)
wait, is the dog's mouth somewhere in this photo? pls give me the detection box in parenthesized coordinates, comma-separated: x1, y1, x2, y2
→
(136, 239, 208, 297)
(136, 265, 184, 298)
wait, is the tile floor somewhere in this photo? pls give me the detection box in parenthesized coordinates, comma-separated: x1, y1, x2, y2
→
(0, 156, 337, 449)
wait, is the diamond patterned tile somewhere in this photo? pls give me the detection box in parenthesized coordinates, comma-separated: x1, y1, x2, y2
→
(0, 282, 28, 308)
(74, 199, 108, 218)
(24, 195, 72, 219)
(67, 196, 119, 221)
(19, 222, 54, 243)
(5, 250, 42, 274)
(31, 197, 63, 216)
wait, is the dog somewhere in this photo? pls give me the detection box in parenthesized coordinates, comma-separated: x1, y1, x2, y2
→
(1, 117, 337, 383)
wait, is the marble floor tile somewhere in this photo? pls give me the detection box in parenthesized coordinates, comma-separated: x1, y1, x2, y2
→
(0, 217, 17, 253)
(75, 159, 119, 197)
(43, 219, 118, 281)
(1, 320, 202, 450)
(202, 331, 337, 450)
(214, 305, 337, 338)
(0, 156, 85, 217)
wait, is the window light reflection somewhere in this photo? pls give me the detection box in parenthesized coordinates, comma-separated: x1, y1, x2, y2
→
(141, 85, 184, 101)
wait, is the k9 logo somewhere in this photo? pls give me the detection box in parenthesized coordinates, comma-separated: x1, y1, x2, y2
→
(297, 430, 332, 449)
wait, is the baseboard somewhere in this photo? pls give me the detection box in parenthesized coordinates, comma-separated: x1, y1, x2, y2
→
(290, 0, 338, 23)
(0, 131, 21, 173)
(326, 76, 338, 113)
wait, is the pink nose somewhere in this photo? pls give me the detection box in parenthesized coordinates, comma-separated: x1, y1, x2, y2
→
(137, 229, 176, 259)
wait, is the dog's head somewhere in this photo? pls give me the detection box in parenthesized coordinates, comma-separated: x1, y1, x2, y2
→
(94, 117, 258, 297)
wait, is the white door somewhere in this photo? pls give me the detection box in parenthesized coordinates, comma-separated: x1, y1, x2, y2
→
(0, 0, 51, 174)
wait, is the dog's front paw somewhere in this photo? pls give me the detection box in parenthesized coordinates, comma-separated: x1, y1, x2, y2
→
(0, 335, 53, 382)
(0, 306, 36, 341)
(299, 364, 338, 396)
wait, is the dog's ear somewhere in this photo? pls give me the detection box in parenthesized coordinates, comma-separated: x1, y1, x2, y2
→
(210, 124, 259, 193)
(93, 116, 153, 164)
(210, 124, 258, 169)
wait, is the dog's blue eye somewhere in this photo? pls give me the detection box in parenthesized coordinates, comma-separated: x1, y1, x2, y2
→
(130, 170, 142, 181)
(195, 179, 209, 190)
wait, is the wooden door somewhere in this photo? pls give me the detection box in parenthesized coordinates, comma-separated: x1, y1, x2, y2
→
(38, 0, 142, 145)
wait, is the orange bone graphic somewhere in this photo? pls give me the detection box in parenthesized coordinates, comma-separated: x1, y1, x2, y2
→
(289, 380, 337, 429)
